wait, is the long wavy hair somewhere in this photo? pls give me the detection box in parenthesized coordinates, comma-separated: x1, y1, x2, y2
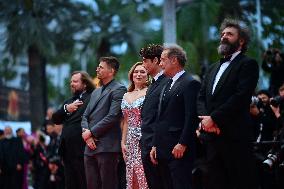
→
(127, 62, 150, 92)
(71, 71, 95, 93)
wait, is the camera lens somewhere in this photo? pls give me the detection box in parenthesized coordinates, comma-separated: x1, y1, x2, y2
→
(263, 154, 278, 169)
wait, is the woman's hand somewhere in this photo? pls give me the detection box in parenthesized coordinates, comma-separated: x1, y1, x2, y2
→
(121, 143, 127, 161)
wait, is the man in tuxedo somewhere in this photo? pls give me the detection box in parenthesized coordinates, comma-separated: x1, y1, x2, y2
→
(52, 71, 95, 189)
(150, 45, 201, 189)
(197, 19, 259, 189)
(139, 44, 168, 189)
(0, 126, 27, 189)
(81, 57, 127, 189)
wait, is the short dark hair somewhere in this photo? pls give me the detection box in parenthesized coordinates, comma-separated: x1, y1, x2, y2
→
(99, 56, 120, 75)
(220, 18, 250, 53)
(16, 127, 23, 132)
(139, 44, 163, 62)
(257, 89, 271, 98)
(71, 71, 95, 93)
(163, 45, 187, 67)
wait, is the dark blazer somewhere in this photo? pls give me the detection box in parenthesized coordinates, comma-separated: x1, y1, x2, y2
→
(0, 137, 28, 189)
(52, 91, 92, 158)
(140, 74, 169, 157)
(81, 80, 127, 156)
(197, 53, 259, 141)
(154, 72, 201, 159)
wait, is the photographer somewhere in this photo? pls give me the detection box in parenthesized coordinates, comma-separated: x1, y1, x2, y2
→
(41, 156, 65, 189)
(250, 90, 284, 189)
(256, 86, 284, 189)
(261, 120, 284, 189)
(270, 84, 284, 125)
(262, 48, 284, 96)
(250, 90, 278, 142)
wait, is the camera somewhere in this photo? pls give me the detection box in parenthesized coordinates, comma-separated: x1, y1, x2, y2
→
(262, 142, 284, 169)
(251, 96, 259, 106)
(251, 96, 265, 109)
(270, 95, 284, 107)
(263, 152, 279, 168)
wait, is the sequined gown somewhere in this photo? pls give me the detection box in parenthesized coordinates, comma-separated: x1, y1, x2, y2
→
(121, 95, 149, 189)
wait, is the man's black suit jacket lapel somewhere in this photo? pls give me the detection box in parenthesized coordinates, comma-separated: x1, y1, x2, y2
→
(210, 53, 243, 96)
(158, 72, 186, 117)
(145, 75, 165, 101)
(208, 64, 220, 95)
(142, 74, 165, 111)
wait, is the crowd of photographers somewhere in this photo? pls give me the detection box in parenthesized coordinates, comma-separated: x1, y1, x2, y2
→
(249, 48, 284, 189)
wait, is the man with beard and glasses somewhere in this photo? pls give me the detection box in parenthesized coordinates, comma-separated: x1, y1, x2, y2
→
(52, 71, 95, 189)
(197, 19, 259, 189)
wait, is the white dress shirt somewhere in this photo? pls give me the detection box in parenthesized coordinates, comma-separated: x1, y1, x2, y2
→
(212, 51, 241, 94)
(170, 70, 185, 89)
(153, 70, 164, 82)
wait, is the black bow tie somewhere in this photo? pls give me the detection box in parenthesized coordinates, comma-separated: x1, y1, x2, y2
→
(220, 55, 232, 64)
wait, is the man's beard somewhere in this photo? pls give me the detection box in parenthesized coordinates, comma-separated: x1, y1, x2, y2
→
(217, 39, 240, 56)
(72, 88, 84, 97)
(74, 90, 83, 97)
(5, 134, 13, 139)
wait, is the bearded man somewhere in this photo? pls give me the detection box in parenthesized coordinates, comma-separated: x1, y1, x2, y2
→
(52, 71, 95, 189)
(197, 19, 259, 189)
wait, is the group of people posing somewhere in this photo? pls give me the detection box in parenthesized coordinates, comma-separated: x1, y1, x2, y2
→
(52, 18, 260, 189)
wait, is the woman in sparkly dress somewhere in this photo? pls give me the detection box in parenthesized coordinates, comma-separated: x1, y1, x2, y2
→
(121, 62, 149, 189)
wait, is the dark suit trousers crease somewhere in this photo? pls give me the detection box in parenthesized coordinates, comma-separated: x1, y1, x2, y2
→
(84, 152, 119, 189)
(203, 140, 258, 189)
(141, 153, 164, 189)
(158, 157, 193, 189)
(63, 156, 86, 189)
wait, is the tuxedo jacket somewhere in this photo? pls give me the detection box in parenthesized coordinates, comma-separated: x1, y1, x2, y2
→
(140, 74, 169, 157)
(0, 137, 28, 171)
(197, 53, 259, 141)
(154, 72, 201, 159)
(81, 80, 127, 156)
(52, 91, 92, 158)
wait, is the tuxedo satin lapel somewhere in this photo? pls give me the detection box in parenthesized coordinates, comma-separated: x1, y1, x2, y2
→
(213, 54, 243, 96)
(208, 63, 221, 96)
